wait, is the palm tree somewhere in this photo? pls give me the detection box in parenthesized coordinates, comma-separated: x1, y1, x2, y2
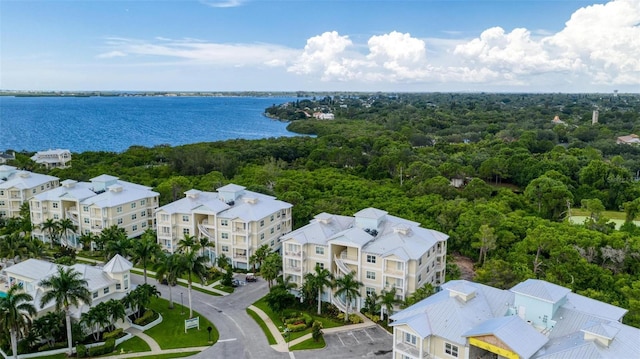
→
(81, 304, 109, 342)
(104, 299, 126, 332)
(24, 236, 46, 259)
(58, 218, 77, 248)
(198, 236, 214, 264)
(175, 250, 208, 318)
(334, 271, 363, 322)
(131, 229, 161, 283)
(100, 225, 128, 258)
(154, 253, 179, 309)
(0, 232, 27, 262)
(0, 285, 36, 359)
(39, 266, 92, 356)
(123, 284, 160, 319)
(304, 264, 334, 315)
(105, 236, 132, 261)
(249, 244, 270, 272)
(177, 234, 200, 253)
(40, 218, 61, 248)
(379, 286, 402, 324)
(261, 252, 281, 288)
(32, 311, 64, 348)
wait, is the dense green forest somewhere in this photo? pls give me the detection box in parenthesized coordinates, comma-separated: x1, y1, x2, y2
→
(6, 92, 640, 327)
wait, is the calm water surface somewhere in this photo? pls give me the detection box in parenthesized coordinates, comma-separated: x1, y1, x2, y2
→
(0, 96, 297, 153)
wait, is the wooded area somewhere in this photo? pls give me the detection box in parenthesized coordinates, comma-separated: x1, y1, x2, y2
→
(7, 92, 640, 327)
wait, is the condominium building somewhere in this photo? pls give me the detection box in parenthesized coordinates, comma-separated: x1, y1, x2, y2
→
(390, 279, 639, 359)
(30, 149, 72, 169)
(30, 175, 159, 245)
(3, 254, 133, 318)
(0, 165, 59, 218)
(155, 184, 292, 268)
(280, 208, 448, 315)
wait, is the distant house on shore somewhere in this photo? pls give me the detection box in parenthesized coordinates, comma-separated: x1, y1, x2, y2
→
(313, 112, 335, 120)
(616, 134, 640, 145)
(31, 149, 72, 169)
(0, 151, 15, 164)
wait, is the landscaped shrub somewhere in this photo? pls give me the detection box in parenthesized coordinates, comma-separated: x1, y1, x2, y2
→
(285, 317, 304, 325)
(76, 344, 87, 358)
(102, 328, 124, 340)
(37, 342, 66, 352)
(88, 338, 115, 357)
(281, 309, 299, 318)
(134, 309, 158, 326)
(286, 323, 307, 332)
(302, 313, 313, 327)
(364, 313, 380, 323)
(312, 321, 323, 342)
(349, 314, 363, 324)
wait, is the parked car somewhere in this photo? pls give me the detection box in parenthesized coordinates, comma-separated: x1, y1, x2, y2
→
(231, 279, 240, 287)
(246, 273, 257, 282)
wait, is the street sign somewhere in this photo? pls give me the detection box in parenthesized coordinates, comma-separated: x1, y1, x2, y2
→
(185, 316, 200, 333)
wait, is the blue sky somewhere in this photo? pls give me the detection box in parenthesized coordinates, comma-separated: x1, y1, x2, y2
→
(1, 0, 638, 92)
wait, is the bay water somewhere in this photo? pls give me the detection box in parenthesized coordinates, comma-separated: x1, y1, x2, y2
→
(0, 96, 297, 153)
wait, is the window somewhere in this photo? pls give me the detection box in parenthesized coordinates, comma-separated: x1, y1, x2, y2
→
(0, 190, 4, 195)
(131, 214, 137, 220)
(141, 210, 146, 217)
(366, 287, 376, 297)
(182, 215, 189, 222)
(315, 246, 325, 255)
(116, 283, 121, 290)
(141, 199, 146, 205)
(53, 214, 59, 219)
(404, 332, 417, 346)
(366, 271, 376, 280)
(117, 206, 122, 213)
(52, 202, 59, 209)
(270, 228, 274, 234)
(270, 215, 274, 221)
(271, 240, 275, 246)
(445, 343, 458, 357)
(260, 233, 265, 240)
(418, 274, 422, 282)
(0, 201, 4, 206)
(221, 233, 228, 239)
(317, 262, 324, 269)
(132, 225, 138, 231)
(277, 224, 281, 230)
(93, 292, 98, 299)
(277, 212, 281, 218)
(84, 218, 90, 224)
(131, 202, 136, 209)
(183, 228, 190, 235)
(160, 214, 169, 222)
(161, 226, 170, 234)
(366, 255, 376, 264)
(83, 206, 89, 212)
(33, 189, 37, 194)
(260, 220, 265, 227)
(221, 219, 228, 226)
(419, 257, 422, 266)
(141, 222, 146, 228)
(222, 245, 229, 252)
(103, 287, 110, 294)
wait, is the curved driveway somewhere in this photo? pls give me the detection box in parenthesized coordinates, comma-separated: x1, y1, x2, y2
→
(132, 274, 289, 359)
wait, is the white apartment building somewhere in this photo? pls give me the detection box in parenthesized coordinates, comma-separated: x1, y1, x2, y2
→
(281, 208, 448, 315)
(0, 165, 59, 218)
(3, 254, 133, 318)
(155, 184, 292, 269)
(390, 279, 639, 359)
(30, 149, 72, 169)
(30, 175, 159, 245)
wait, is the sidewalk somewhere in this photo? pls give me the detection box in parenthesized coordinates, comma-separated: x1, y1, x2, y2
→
(248, 305, 378, 353)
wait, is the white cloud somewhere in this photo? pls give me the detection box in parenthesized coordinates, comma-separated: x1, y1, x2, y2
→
(200, 0, 245, 8)
(96, 51, 127, 59)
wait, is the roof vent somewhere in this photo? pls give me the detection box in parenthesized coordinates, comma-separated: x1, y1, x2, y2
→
(108, 185, 124, 193)
(243, 197, 258, 204)
(19, 171, 31, 178)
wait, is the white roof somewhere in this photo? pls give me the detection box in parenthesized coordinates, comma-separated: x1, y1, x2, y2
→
(4, 258, 58, 281)
(511, 279, 571, 304)
(103, 254, 133, 273)
(80, 183, 158, 208)
(156, 190, 229, 215)
(0, 170, 58, 190)
(32, 181, 96, 202)
(280, 213, 354, 245)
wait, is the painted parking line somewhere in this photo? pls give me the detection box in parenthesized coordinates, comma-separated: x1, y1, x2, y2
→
(363, 329, 375, 342)
(218, 338, 238, 342)
(348, 331, 360, 344)
(337, 334, 346, 346)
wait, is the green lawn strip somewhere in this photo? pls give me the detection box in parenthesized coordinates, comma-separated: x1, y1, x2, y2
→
(290, 336, 326, 351)
(214, 284, 234, 293)
(114, 335, 151, 354)
(246, 307, 277, 345)
(571, 209, 628, 220)
(145, 297, 219, 350)
(253, 298, 344, 342)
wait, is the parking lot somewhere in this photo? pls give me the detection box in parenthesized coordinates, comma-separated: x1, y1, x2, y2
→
(295, 326, 393, 359)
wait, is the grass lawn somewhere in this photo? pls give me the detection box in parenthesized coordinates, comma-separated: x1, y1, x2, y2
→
(145, 297, 219, 350)
(114, 335, 151, 354)
(214, 284, 235, 293)
(246, 307, 277, 345)
(253, 298, 344, 342)
(571, 209, 631, 221)
(290, 336, 326, 351)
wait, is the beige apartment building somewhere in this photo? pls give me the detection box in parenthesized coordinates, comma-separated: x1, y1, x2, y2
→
(0, 165, 59, 218)
(281, 208, 448, 316)
(155, 184, 292, 269)
(30, 175, 159, 246)
(30, 148, 72, 169)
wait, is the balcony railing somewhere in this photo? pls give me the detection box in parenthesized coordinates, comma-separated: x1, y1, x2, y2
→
(198, 222, 215, 239)
(285, 251, 302, 258)
(334, 255, 353, 275)
(285, 265, 302, 272)
(339, 250, 358, 263)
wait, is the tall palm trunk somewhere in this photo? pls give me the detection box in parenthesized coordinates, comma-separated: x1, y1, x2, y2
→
(188, 281, 194, 318)
(10, 328, 18, 359)
(317, 287, 322, 315)
(65, 309, 73, 356)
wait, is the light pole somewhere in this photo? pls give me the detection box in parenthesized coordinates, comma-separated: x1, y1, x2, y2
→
(180, 292, 184, 315)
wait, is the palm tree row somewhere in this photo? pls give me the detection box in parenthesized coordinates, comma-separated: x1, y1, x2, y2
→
(40, 218, 77, 248)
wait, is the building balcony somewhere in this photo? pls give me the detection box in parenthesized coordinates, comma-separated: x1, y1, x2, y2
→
(198, 222, 215, 239)
(384, 267, 405, 277)
(233, 225, 247, 234)
(334, 255, 353, 276)
(285, 265, 302, 272)
(394, 342, 430, 358)
(338, 250, 358, 263)
(233, 254, 248, 261)
(285, 251, 302, 258)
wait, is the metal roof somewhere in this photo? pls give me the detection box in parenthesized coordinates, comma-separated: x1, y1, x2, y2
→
(511, 279, 571, 303)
